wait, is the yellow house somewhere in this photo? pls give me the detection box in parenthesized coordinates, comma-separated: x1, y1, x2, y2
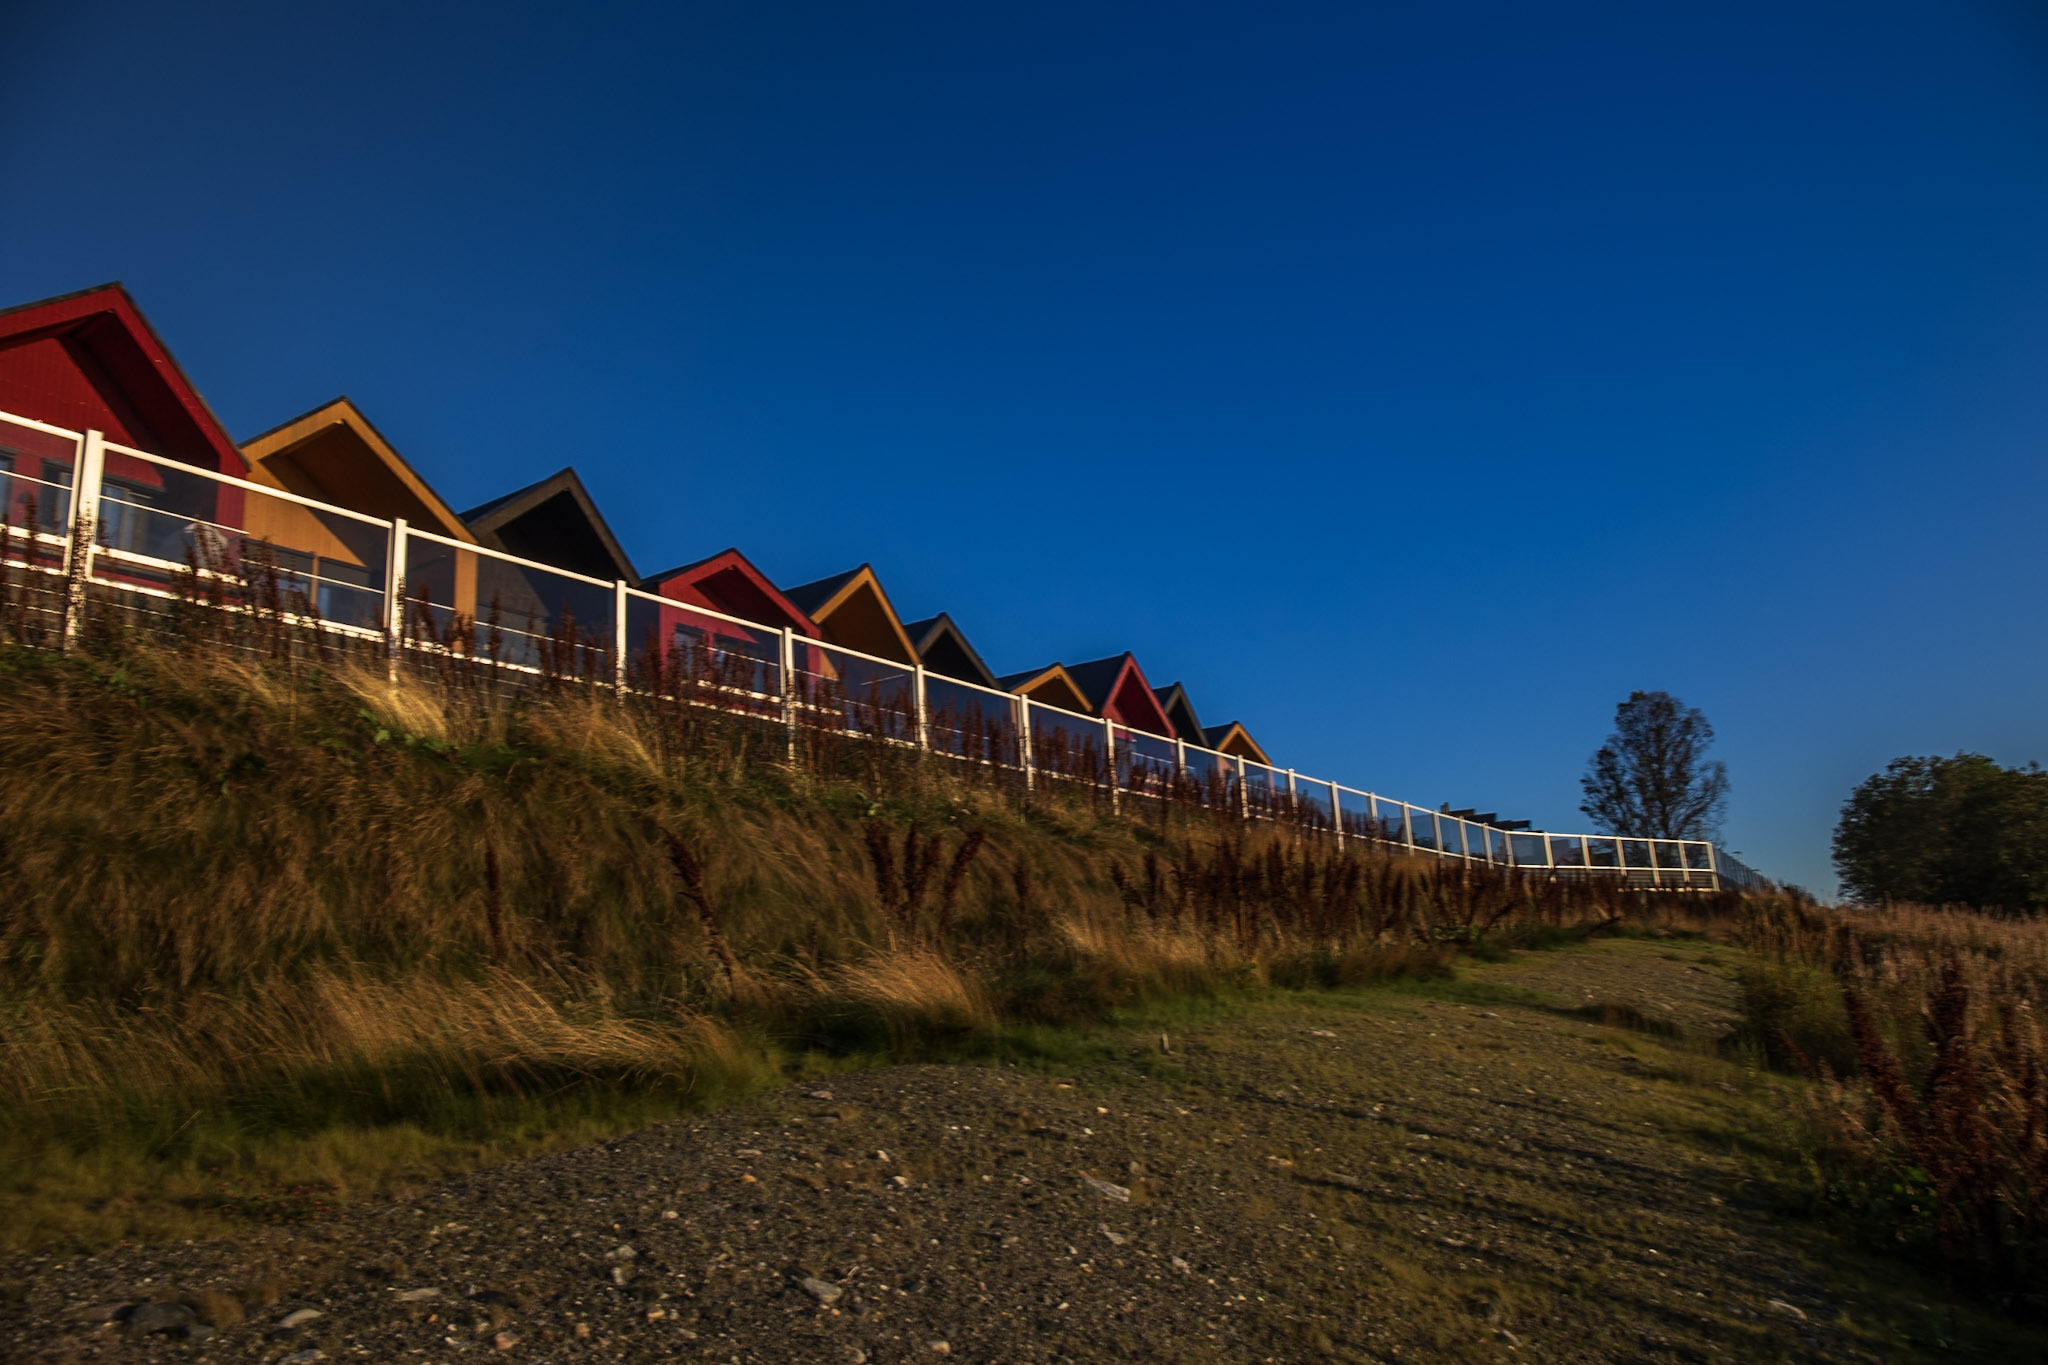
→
(781, 563, 919, 664)
(239, 397, 478, 628)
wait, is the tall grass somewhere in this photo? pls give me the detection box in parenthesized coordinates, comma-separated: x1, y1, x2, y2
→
(1736, 897, 2048, 1311)
(0, 623, 1690, 1249)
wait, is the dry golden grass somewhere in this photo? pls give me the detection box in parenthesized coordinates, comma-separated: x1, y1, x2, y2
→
(834, 948, 992, 1033)
(0, 633, 1697, 1251)
(1737, 896, 2048, 1309)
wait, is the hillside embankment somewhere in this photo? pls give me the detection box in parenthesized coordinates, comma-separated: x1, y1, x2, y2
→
(0, 634, 1644, 1254)
(6, 938, 2042, 1363)
(2, 634, 2044, 1360)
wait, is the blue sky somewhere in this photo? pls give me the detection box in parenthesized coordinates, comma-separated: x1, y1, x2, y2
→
(4, 1, 2045, 893)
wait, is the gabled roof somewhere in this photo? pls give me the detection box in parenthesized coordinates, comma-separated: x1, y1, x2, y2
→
(462, 467, 635, 583)
(780, 563, 918, 663)
(641, 547, 823, 638)
(996, 663, 1094, 716)
(1063, 653, 1178, 738)
(0, 282, 246, 474)
(1203, 722, 1272, 766)
(903, 612, 999, 689)
(1153, 683, 1204, 744)
(241, 396, 473, 541)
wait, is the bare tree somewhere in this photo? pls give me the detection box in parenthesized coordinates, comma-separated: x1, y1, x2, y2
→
(1579, 690, 1728, 840)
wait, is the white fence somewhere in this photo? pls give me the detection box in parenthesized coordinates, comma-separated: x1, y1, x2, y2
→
(0, 408, 1772, 893)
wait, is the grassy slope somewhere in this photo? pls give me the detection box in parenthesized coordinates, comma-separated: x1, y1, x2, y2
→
(0, 639, 1486, 1250)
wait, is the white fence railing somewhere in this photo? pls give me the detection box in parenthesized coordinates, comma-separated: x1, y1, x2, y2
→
(0, 409, 1773, 893)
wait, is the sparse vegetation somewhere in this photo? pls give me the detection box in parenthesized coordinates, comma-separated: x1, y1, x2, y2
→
(1736, 897, 2048, 1312)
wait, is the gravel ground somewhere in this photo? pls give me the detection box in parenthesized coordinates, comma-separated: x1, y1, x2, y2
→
(3, 938, 2036, 1364)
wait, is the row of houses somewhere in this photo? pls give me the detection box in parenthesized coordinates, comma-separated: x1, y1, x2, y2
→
(0, 283, 1272, 764)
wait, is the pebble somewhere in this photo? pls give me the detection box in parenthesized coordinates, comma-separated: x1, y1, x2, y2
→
(278, 1307, 325, 1328)
(1083, 1177, 1131, 1203)
(184, 1323, 216, 1341)
(809, 1090, 835, 1100)
(395, 1287, 441, 1302)
(494, 1329, 520, 1349)
(926, 1340, 951, 1354)
(280, 1351, 325, 1364)
(611, 1265, 635, 1286)
(124, 1301, 196, 1334)
(891, 1175, 911, 1188)
(1767, 1299, 1808, 1321)
(1099, 1224, 1128, 1246)
(800, 1276, 844, 1306)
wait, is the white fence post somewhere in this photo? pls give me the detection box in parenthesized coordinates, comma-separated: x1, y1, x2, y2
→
(384, 516, 408, 682)
(1103, 718, 1119, 813)
(1330, 782, 1344, 847)
(1017, 696, 1035, 791)
(780, 627, 798, 765)
(1704, 841, 1720, 891)
(913, 664, 929, 751)
(613, 580, 628, 698)
(62, 429, 105, 651)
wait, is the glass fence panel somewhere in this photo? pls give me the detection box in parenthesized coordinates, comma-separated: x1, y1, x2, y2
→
(626, 594, 783, 706)
(1294, 780, 1333, 830)
(402, 539, 615, 677)
(792, 641, 917, 741)
(1619, 839, 1651, 868)
(1488, 827, 1512, 862)
(1335, 790, 1380, 840)
(1509, 833, 1548, 866)
(1241, 761, 1287, 814)
(0, 418, 81, 553)
(1409, 808, 1439, 852)
(1652, 841, 1685, 873)
(92, 462, 391, 633)
(1684, 843, 1716, 872)
(1586, 837, 1620, 868)
(1118, 729, 1178, 792)
(1549, 836, 1586, 867)
(1026, 700, 1107, 782)
(926, 675, 1016, 762)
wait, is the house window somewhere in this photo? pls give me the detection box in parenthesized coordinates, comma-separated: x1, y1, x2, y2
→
(38, 463, 74, 531)
(96, 479, 158, 555)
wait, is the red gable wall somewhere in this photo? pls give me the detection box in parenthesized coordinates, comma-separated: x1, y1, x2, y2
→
(0, 285, 247, 476)
(1102, 658, 1178, 739)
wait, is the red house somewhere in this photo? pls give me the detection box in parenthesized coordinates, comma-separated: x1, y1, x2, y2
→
(1001, 651, 1179, 738)
(0, 283, 248, 555)
(637, 547, 824, 689)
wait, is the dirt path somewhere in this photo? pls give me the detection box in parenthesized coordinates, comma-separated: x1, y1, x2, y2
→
(4, 938, 2036, 1363)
